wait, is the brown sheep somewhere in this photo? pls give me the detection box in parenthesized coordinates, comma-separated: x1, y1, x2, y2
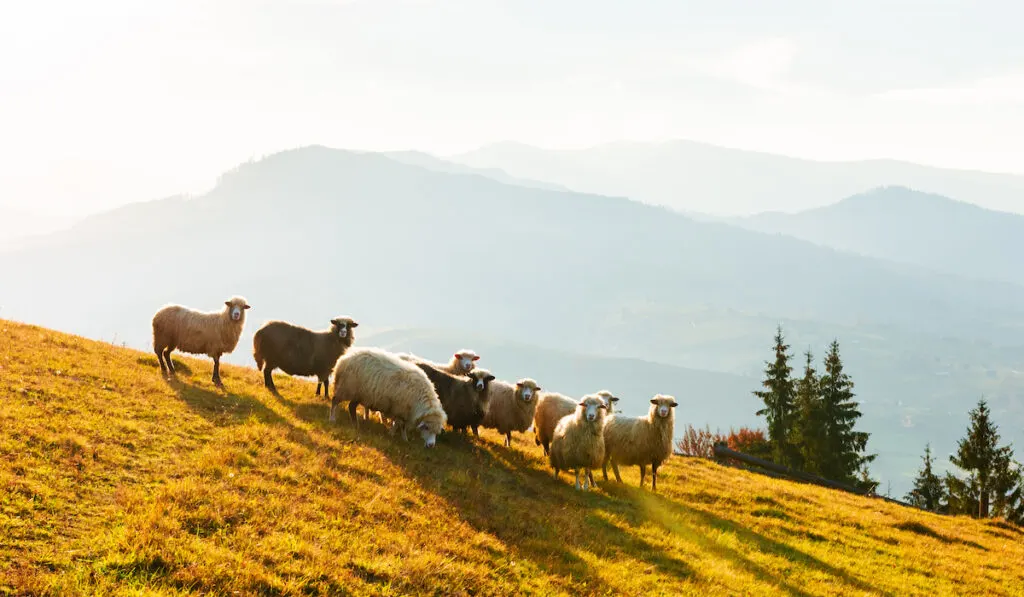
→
(152, 296, 250, 387)
(252, 316, 358, 396)
(415, 361, 495, 437)
(481, 378, 542, 447)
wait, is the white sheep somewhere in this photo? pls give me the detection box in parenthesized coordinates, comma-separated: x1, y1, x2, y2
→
(533, 388, 619, 455)
(602, 394, 678, 491)
(480, 378, 542, 447)
(549, 394, 609, 491)
(151, 296, 251, 387)
(329, 347, 448, 448)
(398, 348, 480, 375)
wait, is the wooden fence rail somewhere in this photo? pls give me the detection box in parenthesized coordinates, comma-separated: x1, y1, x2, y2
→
(709, 441, 921, 511)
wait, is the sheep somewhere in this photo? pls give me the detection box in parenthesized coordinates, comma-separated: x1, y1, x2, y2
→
(415, 362, 495, 438)
(328, 347, 447, 448)
(549, 394, 610, 491)
(480, 378, 542, 447)
(252, 316, 358, 396)
(152, 296, 250, 387)
(398, 348, 480, 375)
(533, 389, 619, 456)
(602, 394, 678, 491)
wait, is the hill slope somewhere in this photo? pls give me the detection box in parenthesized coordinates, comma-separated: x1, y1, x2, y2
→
(3, 320, 1023, 596)
(732, 186, 1024, 287)
(451, 139, 1024, 216)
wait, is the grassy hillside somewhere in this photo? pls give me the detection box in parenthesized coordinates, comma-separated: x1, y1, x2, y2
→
(3, 320, 1023, 596)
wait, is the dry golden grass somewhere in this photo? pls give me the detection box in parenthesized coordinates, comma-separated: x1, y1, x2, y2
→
(2, 318, 1024, 596)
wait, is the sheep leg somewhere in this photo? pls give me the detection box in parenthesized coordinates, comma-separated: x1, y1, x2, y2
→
(639, 465, 647, 488)
(583, 469, 591, 491)
(652, 462, 660, 492)
(504, 432, 512, 447)
(553, 467, 560, 480)
(587, 470, 595, 487)
(611, 461, 623, 484)
(347, 400, 360, 427)
(163, 348, 176, 374)
(602, 454, 610, 481)
(263, 366, 277, 393)
(315, 379, 322, 397)
(574, 470, 581, 490)
(155, 348, 167, 374)
(472, 425, 480, 438)
(211, 354, 222, 387)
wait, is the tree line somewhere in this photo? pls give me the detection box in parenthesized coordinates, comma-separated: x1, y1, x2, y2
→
(906, 399, 1024, 524)
(752, 326, 878, 491)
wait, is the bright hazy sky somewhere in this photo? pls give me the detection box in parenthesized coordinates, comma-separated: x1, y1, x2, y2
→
(2, 0, 1023, 216)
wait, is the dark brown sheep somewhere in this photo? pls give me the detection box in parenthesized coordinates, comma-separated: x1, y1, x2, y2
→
(415, 362, 495, 438)
(252, 316, 358, 396)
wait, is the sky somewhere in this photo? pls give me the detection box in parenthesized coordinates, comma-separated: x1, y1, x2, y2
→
(2, 0, 1023, 216)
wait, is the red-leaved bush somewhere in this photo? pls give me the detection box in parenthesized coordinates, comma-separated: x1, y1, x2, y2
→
(676, 425, 772, 460)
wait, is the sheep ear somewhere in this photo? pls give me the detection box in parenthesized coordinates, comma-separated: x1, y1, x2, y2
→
(611, 396, 620, 402)
(243, 305, 251, 309)
(670, 401, 678, 408)
(485, 374, 495, 382)
(349, 321, 359, 328)
(534, 387, 542, 392)
(330, 319, 340, 326)
(225, 301, 231, 307)
(599, 404, 607, 410)
(515, 382, 523, 387)
(417, 421, 428, 431)
(577, 400, 587, 406)
(650, 399, 658, 405)
(472, 355, 480, 361)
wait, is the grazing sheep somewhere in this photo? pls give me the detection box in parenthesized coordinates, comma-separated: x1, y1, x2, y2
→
(533, 389, 619, 455)
(481, 378, 542, 447)
(602, 394, 678, 491)
(415, 362, 495, 437)
(252, 316, 358, 396)
(328, 347, 447, 448)
(398, 348, 480, 375)
(549, 394, 609, 491)
(152, 296, 250, 387)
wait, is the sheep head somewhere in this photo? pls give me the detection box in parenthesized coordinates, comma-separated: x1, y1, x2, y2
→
(649, 394, 678, 419)
(329, 317, 359, 340)
(594, 389, 620, 414)
(224, 296, 251, 322)
(453, 349, 480, 373)
(577, 394, 608, 424)
(467, 368, 496, 394)
(515, 378, 541, 403)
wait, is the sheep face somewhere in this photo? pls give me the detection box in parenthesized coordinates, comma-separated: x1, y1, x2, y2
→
(468, 369, 496, 393)
(595, 390, 620, 413)
(578, 395, 608, 423)
(454, 350, 480, 373)
(650, 394, 679, 419)
(516, 379, 541, 403)
(224, 297, 251, 322)
(417, 420, 443, 448)
(330, 317, 359, 339)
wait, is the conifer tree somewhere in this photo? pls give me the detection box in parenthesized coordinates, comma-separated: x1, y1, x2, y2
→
(753, 325, 797, 467)
(790, 349, 825, 474)
(948, 398, 1020, 519)
(905, 443, 946, 512)
(817, 339, 875, 485)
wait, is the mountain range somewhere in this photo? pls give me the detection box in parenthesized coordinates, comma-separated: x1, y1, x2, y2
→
(451, 139, 1024, 216)
(3, 145, 1024, 496)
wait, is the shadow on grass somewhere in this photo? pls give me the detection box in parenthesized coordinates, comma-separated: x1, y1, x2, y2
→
(893, 521, 989, 551)
(626, 488, 888, 597)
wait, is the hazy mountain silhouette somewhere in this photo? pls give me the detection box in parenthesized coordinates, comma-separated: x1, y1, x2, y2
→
(732, 186, 1024, 287)
(451, 139, 1024, 216)
(0, 206, 77, 248)
(3, 145, 1024, 494)
(382, 150, 571, 192)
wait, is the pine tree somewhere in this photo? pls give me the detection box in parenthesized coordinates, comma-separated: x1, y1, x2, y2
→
(948, 398, 1019, 519)
(817, 339, 876, 485)
(790, 349, 825, 474)
(905, 443, 946, 512)
(753, 325, 797, 467)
